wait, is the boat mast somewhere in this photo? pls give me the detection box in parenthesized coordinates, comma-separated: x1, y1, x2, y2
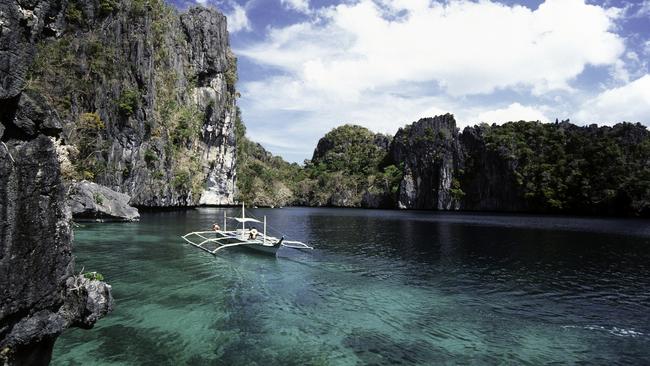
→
(263, 216, 267, 245)
(223, 211, 227, 232)
(241, 202, 245, 240)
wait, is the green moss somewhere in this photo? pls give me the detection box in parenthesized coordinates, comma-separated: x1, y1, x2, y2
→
(144, 148, 159, 167)
(225, 49, 238, 92)
(122, 163, 131, 179)
(99, 0, 117, 15)
(171, 170, 191, 189)
(171, 106, 204, 146)
(93, 192, 105, 205)
(117, 88, 140, 116)
(82, 171, 95, 180)
(83, 271, 105, 281)
(450, 178, 465, 200)
(66, 1, 83, 24)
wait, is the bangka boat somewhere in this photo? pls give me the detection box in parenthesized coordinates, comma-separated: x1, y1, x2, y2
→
(181, 204, 313, 256)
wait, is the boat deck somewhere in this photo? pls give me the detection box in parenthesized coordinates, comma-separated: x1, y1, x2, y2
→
(182, 230, 312, 256)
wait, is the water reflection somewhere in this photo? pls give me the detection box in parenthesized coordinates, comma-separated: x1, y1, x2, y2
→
(53, 208, 650, 365)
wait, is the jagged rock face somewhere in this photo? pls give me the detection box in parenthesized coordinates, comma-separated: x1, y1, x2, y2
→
(26, 2, 237, 207)
(0, 0, 64, 99)
(391, 114, 462, 210)
(0, 136, 113, 365)
(390, 116, 650, 215)
(459, 126, 527, 212)
(68, 180, 140, 222)
(1, 0, 112, 363)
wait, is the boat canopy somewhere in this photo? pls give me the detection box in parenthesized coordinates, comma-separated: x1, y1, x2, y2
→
(232, 217, 262, 223)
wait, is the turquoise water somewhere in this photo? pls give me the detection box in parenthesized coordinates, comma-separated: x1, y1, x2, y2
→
(52, 208, 650, 365)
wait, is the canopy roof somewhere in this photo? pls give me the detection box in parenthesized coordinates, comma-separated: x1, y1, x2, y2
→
(232, 217, 262, 223)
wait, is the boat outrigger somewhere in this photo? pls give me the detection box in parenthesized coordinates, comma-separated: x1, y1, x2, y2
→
(181, 203, 313, 256)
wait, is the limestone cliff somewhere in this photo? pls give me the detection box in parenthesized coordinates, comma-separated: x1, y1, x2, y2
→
(236, 115, 649, 216)
(390, 116, 650, 216)
(390, 114, 462, 210)
(25, 0, 237, 207)
(1, 73, 112, 366)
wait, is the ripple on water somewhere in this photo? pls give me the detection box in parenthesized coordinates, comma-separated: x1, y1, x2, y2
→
(53, 209, 650, 365)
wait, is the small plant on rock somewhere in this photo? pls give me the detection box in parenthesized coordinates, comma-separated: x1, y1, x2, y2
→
(83, 271, 105, 281)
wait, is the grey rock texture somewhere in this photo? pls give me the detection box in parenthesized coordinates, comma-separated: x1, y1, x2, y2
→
(391, 114, 463, 210)
(1, 0, 113, 363)
(68, 180, 140, 222)
(0, 137, 113, 365)
(26, 2, 237, 207)
(0, 0, 64, 99)
(7, 92, 63, 139)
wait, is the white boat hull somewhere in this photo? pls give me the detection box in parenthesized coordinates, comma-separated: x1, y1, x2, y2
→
(241, 243, 281, 255)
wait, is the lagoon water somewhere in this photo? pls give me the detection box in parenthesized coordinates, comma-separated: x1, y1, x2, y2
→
(52, 208, 650, 365)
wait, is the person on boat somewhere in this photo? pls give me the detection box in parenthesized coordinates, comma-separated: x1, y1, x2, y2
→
(249, 227, 258, 240)
(212, 223, 221, 232)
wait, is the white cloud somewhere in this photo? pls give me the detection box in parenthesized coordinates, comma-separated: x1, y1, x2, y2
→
(473, 103, 550, 124)
(576, 74, 650, 124)
(635, 0, 650, 17)
(239, 0, 624, 98)
(239, 76, 454, 157)
(225, 2, 251, 33)
(235, 0, 630, 160)
(281, 0, 310, 13)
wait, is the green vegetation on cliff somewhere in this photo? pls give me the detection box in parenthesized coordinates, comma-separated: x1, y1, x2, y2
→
(236, 116, 649, 216)
(302, 124, 398, 207)
(25, 0, 184, 184)
(235, 122, 399, 208)
(234, 108, 305, 206)
(24, 0, 238, 206)
(477, 121, 650, 214)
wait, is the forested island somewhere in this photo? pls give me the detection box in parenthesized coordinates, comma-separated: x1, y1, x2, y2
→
(236, 114, 650, 217)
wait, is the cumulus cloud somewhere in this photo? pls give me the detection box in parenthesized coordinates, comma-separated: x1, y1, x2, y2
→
(474, 103, 550, 124)
(240, 0, 624, 97)
(225, 2, 251, 33)
(576, 74, 650, 124)
(239, 76, 453, 158)
(235, 0, 630, 160)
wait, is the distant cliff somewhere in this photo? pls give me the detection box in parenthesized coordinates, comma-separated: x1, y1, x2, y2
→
(237, 115, 650, 217)
(24, 0, 238, 207)
(236, 123, 400, 209)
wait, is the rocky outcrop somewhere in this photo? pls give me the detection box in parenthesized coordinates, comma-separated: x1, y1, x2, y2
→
(68, 180, 140, 222)
(389, 115, 650, 216)
(1, 0, 112, 363)
(0, 131, 112, 365)
(0, 0, 64, 100)
(391, 114, 462, 210)
(26, 1, 238, 207)
(458, 125, 527, 211)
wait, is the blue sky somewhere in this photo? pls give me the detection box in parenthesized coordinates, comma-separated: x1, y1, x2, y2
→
(170, 0, 650, 162)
